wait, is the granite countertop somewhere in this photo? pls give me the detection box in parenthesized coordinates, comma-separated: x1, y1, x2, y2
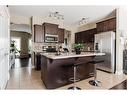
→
(40, 52, 105, 59)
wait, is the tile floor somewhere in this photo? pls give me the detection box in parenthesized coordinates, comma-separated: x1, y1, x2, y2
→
(6, 58, 127, 90)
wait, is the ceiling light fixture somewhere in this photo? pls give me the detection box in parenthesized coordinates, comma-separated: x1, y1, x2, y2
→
(49, 12, 64, 20)
(79, 18, 89, 25)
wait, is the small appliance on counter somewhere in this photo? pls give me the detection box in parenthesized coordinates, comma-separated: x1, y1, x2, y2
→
(42, 46, 47, 51)
(46, 46, 57, 52)
(42, 45, 57, 52)
(46, 48, 57, 52)
(95, 43, 100, 53)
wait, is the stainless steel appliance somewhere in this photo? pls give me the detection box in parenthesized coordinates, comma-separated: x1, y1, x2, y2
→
(123, 49, 127, 74)
(45, 34, 58, 43)
(94, 31, 115, 73)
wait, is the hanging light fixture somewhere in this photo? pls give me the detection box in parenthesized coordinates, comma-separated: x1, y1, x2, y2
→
(79, 17, 89, 25)
(48, 12, 64, 20)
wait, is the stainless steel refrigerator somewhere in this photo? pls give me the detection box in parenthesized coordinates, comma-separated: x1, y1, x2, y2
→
(94, 31, 115, 73)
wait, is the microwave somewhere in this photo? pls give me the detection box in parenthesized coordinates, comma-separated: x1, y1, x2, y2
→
(45, 34, 58, 43)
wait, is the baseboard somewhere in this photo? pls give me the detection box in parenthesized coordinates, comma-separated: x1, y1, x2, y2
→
(115, 70, 123, 75)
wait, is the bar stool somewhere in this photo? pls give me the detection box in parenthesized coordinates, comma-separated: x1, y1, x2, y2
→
(88, 60, 104, 86)
(68, 63, 83, 90)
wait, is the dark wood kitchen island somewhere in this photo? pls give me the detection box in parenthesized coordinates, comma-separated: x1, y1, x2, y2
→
(40, 52, 105, 89)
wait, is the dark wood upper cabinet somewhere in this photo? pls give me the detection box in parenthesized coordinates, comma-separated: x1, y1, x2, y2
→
(34, 24, 44, 42)
(75, 28, 97, 43)
(97, 18, 116, 33)
(43, 23, 58, 35)
(75, 32, 83, 43)
(89, 28, 97, 42)
(108, 18, 116, 31)
(58, 28, 64, 43)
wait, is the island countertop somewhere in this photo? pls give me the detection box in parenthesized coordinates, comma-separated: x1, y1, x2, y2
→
(40, 52, 105, 59)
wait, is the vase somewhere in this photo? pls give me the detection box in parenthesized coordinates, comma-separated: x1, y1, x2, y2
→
(75, 49, 81, 54)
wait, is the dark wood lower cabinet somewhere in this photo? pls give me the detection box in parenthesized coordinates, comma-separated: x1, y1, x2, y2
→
(41, 56, 94, 89)
(35, 53, 41, 70)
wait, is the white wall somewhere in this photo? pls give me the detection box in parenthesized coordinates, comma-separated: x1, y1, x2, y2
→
(77, 23, 96, 32)
(10, 14, 30, 25)
(117, 7, 127, 37)
(116, 7, 127, 74)
(10, 24, 31, 33)
(0, 6, 10, 89)
(10, 15, 32, 34)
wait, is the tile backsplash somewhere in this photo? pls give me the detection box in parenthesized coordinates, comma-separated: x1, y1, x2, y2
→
(32, 42, 63, 52)
(84, 43, 94, 51)
(32, 42, 94, 52)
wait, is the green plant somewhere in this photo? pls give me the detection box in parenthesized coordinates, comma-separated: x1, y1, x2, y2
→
(10, 40, 20, 53)
(74, 43, 85, 50)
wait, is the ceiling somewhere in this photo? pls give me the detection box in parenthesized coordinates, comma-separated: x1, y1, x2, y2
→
(9, 6, 118, 26)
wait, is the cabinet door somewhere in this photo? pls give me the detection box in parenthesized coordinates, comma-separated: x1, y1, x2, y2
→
(58, 28, 64, 43)
(97, 22, 103, 33)
(82, 31, 89, 43)
(75, 32, 83, 43)
(108, 18, 116, 31)
(97, 18, 116, 33)
(112, 18, 116, 31)
(103, 21, 108, 32)
(75, 32, 80, 43)
(34, 25, 44, 42)
(35, 53, 41, 70)
(44, 23, 58, 35)
(75, 28, 97, 43)
(89, 28, 97, 42)
(75, 33, 79, 43)
(79, 32, 84, 43)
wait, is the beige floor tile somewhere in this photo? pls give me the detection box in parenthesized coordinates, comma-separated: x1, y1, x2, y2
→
(6, 87, 20, 90)
(19, 81, 34, 89)
(20, 86, 35, 89)
(6, 82, 19, 89)
(6, 66, 127, 90)
(56, 70, 127, 90)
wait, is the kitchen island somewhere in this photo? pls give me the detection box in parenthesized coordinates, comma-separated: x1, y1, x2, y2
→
(40, 52, 105, 89)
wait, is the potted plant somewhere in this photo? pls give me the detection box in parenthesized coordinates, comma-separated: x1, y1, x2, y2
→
(74, 43, 85, 54)
(10, 40, 20, 53)
(10, 40, 15, 52)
